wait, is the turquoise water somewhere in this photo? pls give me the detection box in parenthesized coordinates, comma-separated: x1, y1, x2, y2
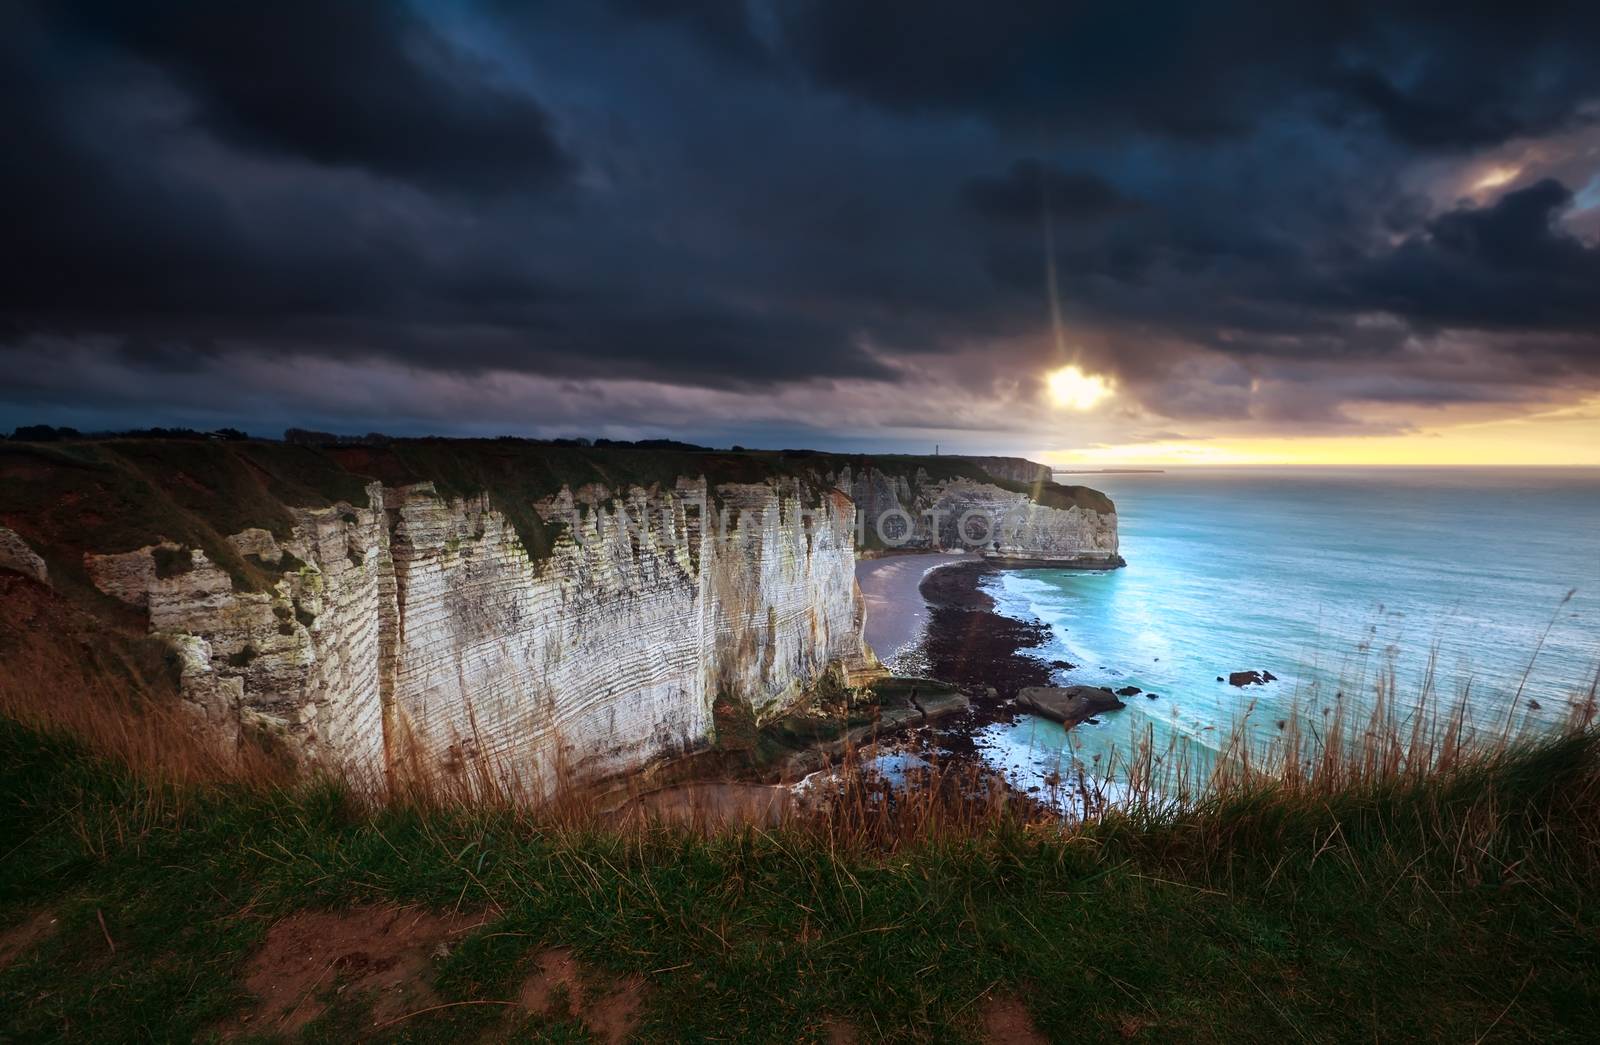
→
(977, 468, 1600, 791)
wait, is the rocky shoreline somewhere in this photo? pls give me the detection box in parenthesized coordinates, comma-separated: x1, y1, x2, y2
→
(622, 556, 1132, 818)
(917, 560, 1058, 699)
(857, 558, 1128, 769)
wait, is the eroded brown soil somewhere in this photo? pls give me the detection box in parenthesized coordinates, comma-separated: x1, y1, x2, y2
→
(226, 904, 489, 1036)
(0, 910, 57, 971)
(518, 945, 645, 1044)
(980, 991, 1050, 1044)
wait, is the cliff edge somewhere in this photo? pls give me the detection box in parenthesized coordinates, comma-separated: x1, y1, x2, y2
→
(0, 438, 1116, 794)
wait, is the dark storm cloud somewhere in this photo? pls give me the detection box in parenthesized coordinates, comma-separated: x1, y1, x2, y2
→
(776, 1, 1600, 150)
(0, 0, 548, 322)
(114, 335, 223, 374)
(0, 0, 884, 387)
(3, 0, 1600, 441)
(606, 0, 771, 68)
(777, 3, 1320, 141)
(1352, 180, 1600, 330)
(962, 161, 1140, 224)
(51, 0, 571, 193)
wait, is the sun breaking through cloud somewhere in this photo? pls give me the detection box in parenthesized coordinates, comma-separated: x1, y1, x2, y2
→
(1046, 366, 1112, 411)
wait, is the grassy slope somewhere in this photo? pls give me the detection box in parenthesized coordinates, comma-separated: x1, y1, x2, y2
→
(2, 718, 1596, 1043)
(0, 440, 373, 597)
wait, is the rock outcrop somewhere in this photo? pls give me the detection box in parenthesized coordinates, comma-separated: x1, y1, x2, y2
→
(957, 456, 1051, 486)
(0, 527, 49, 586)
(1015, 685, 1126, 726)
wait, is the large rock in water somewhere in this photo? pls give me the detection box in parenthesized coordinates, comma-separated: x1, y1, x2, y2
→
(1015, 686, 1125, 726)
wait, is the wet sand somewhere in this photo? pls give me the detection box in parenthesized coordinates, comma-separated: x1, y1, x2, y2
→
(854, 552, 972, 666)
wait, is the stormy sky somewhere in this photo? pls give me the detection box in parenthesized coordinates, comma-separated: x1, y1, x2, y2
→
(4, 1, 1600, 460)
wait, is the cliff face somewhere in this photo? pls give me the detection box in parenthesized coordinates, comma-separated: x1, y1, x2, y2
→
(836, 463, 1120, 564)
(0, 439, 1117, 794)
(77, 476, 868, 793)
(952, 456, 1051, 486)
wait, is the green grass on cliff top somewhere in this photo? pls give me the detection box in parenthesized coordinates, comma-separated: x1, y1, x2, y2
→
(0, 439, 1112, 587)
(0, 440, 372, 602)
(2, 716, 1597, 1043)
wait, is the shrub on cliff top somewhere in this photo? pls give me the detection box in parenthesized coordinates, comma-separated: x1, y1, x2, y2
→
(8, 424, 83, 441)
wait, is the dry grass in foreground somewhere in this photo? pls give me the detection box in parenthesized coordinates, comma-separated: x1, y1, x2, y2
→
(3, 637, 1600, 1040)
(4, 593, 1599, 853)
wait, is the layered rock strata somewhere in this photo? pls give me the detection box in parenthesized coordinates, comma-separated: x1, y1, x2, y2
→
(81, 479, 870, 796)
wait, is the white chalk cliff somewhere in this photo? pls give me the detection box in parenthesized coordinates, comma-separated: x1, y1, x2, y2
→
(56, 454, 1119, 795)
(836, 465, 1121, 563)
(82, 479, 873, 795)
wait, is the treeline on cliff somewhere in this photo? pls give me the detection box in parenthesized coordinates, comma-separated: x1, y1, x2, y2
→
(6, 424, 716, 453)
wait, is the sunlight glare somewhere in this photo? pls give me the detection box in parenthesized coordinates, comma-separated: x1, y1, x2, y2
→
(1046, 365, 1111, 410)
(1471, 165, 1522, 192)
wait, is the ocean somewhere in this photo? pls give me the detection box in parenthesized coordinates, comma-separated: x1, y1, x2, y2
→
(976, 468, 1600, 790)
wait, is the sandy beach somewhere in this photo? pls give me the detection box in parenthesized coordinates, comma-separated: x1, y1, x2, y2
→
(854, 552, 972, 665)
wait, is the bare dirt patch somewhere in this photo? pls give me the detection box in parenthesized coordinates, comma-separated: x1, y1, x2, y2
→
(228, 905, 488, 1037)
(517, 945, 645, 1044)
(980, 991, 1049, 1044)
(1116, 1014, 1151, 1038)
(0, 910, 57, 970)
(822, 1015, 861, 1044)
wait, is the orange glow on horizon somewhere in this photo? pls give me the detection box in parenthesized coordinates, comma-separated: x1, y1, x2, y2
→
(1035, 398, 1600, 468)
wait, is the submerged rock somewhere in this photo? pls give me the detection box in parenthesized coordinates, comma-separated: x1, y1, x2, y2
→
(1015, 685, 1126, 726)
(1115, 685, 1141, 697)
